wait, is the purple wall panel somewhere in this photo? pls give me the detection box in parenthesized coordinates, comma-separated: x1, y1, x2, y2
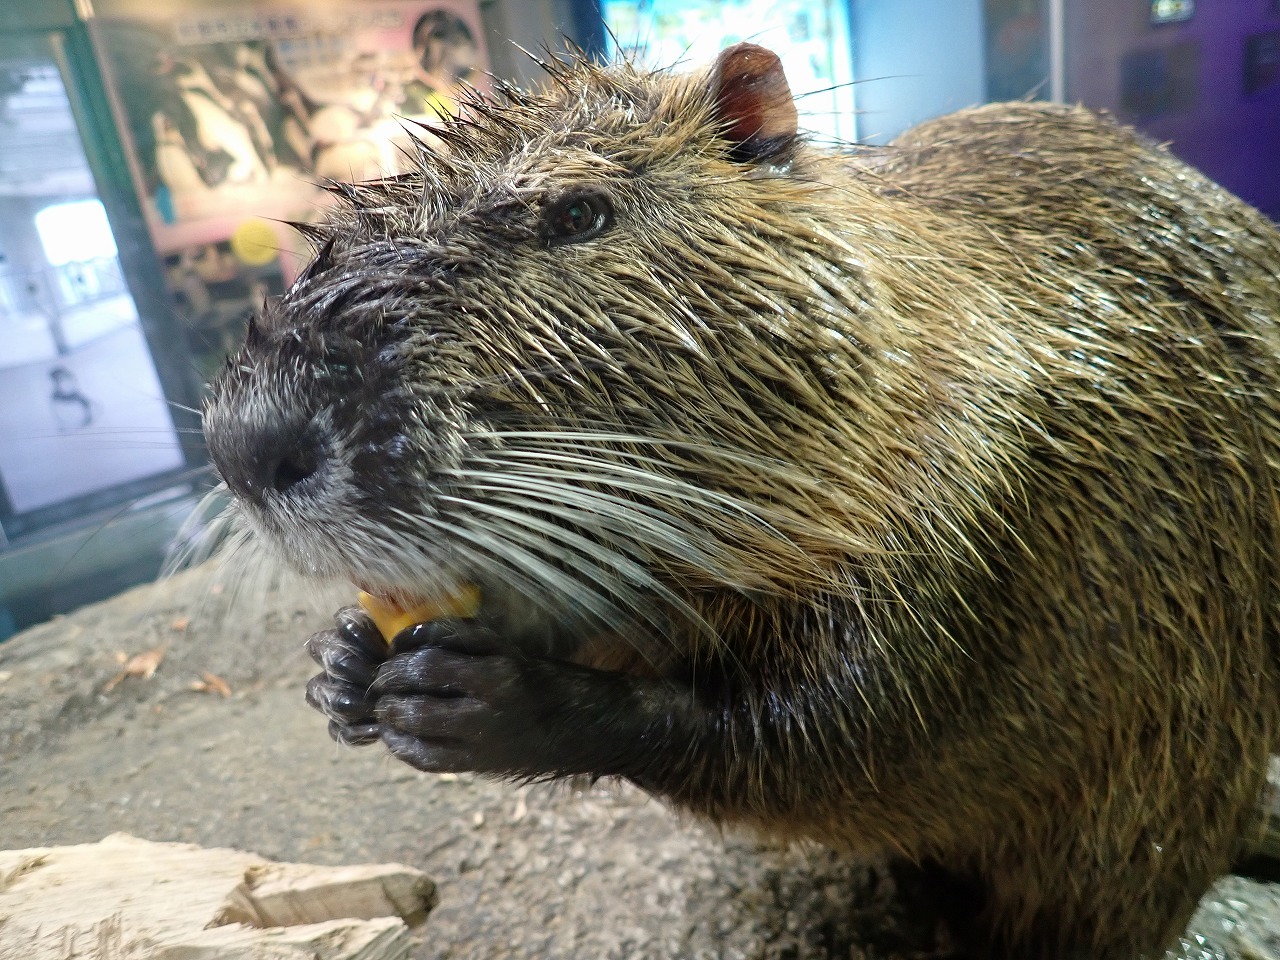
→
(1067, 0, 1280, 218)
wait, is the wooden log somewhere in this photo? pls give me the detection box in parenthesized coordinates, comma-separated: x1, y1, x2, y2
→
(0, 833, 436, 960)
(214, 861, 437, 929)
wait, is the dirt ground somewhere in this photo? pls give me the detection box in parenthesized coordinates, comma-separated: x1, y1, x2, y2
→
(1, 563, 1277, 959)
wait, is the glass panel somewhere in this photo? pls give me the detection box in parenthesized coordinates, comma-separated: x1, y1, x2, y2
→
(0, 52, 185, 525)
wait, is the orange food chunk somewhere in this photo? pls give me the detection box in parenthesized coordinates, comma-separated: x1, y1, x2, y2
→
(357, 584, 482, 644)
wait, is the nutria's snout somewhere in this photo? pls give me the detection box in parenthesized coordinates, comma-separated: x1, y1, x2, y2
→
(203, 337, 345, 517)
(202, 299, 476, 588)
(210, 409, 330, 506)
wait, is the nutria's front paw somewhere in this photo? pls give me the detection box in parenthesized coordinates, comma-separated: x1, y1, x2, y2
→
(304, 606, 387, 746)
(370, 619, 579, 776)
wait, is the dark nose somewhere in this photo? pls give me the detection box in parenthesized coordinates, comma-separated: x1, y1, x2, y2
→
(262, 442, 324, 494)
(208, 414, 328, 505)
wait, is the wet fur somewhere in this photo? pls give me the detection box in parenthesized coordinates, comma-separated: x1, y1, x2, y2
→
(204, 51, 1280, 959)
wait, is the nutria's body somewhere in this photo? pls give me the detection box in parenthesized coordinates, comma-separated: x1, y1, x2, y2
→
(204, 45, 1280, 959)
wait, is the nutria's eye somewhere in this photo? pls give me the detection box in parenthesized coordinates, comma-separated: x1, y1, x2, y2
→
(543, 190, 614, 246)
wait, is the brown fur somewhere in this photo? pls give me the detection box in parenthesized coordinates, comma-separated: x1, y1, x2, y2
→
(205, 48, 1280, 959)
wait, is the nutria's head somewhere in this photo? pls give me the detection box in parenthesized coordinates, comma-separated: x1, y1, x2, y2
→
(203, 44, 1004, 635)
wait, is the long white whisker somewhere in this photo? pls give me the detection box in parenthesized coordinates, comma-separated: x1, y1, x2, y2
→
(439, 494, 709, 644)
(395, 508, 632, 630)
(383, 506, 550, 602)
(162, 484, 235, 577)
(447, 473, 732, 571)
(450, 458, 765, 526)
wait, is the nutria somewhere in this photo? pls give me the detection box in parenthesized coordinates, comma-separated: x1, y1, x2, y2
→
(202, 43, 1280, 959)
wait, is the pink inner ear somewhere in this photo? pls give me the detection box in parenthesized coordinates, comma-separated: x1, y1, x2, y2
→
(709, 43, 799, 157)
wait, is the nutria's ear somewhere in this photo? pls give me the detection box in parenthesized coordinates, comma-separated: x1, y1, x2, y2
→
(709, 43, 798, 163)
(294, 235, 337, 286)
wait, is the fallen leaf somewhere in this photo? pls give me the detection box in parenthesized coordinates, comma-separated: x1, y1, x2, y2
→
(103, 646, 166, 692)
(170, 616, 191, 632)
(190, 672, 232, 697)
(126, 647, 165, 678)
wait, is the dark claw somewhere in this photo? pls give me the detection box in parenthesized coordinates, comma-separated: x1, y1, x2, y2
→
(331, 719, 381, 746)
(306, 672, 377, 724)
(304, 629, 380, 687)
(336, 605, 391, 658)
(335, 605, 388, 651)
(302, 606, 388, 746)
(305, 607, 387, 683)
(307, 668, 380, 747)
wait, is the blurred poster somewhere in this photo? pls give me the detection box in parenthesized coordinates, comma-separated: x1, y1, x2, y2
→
(89, 2, 488, 380)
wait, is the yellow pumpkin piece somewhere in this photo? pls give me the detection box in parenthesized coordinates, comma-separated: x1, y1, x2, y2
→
(357, 584, 482, 644)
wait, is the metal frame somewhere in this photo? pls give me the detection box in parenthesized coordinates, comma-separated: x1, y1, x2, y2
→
(1048, 0, 1065, 102)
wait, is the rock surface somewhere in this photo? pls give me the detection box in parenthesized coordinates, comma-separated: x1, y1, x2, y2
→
(0, 565, 1276, 958)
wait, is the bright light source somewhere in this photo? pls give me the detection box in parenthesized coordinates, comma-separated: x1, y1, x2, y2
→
(34, 199, 118, 266)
